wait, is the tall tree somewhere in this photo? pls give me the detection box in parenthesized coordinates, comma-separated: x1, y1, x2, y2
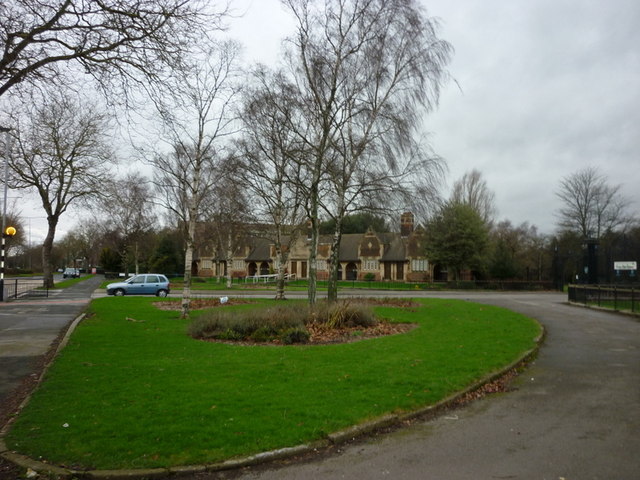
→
(424, 202, 489, 281)
(208, 174, 253, 289)
(450, 169, 496, 225)
(555, 166, 632, 239)
(8, 91, 114, 287)
(238, 68, 307, 300)
(150, 40, 241, 318)
(282, 0, 451, 304)
(101, 172, 157, 275)
(0, 0, 222, 101)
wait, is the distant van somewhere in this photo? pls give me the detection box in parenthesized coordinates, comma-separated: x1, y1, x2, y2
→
(63, 268, 80, 278)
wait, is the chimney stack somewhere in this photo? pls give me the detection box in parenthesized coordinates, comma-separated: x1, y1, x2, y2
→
(400, 212, 414, 237)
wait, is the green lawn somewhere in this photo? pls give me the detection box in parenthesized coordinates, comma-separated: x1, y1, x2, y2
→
(54, 275, 94, 289)
(6, 297, 541, 470)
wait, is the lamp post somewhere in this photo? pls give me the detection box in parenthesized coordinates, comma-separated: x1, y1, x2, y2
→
(0, 126, 11, 301)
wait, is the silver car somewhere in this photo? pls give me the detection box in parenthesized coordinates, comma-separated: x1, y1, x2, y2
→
(106, 274, 171, 297)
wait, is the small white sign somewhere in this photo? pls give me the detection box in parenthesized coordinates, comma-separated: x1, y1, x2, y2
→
(614, 261, 637, 271)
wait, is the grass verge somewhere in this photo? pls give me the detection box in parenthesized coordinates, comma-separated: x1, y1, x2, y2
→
(54, 275, 94, 289)
(5, 297, 540, 470)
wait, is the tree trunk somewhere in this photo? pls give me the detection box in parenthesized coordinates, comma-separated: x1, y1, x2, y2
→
(307, 184, 320, 306)
(41, 216, 59, 289)
(308, 220, 319, 307)
(134, 241, 140, 275)
(275, 247, 288, 300)
(181, 217, 196, 319)
(225, 232, 233, 288)
(327, 225, 343, 304)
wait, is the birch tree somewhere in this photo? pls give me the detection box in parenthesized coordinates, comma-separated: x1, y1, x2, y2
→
(150, 41, 241, 318)
(208, 172, 252, 289)
(238, 68, 308, 300)
(281, 0, 451, 303)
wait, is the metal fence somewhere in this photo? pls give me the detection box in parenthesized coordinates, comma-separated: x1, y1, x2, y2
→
(568, 284, 639, 314)
(1, 278, 49, 301)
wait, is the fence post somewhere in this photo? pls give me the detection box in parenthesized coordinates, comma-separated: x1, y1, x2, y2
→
(614, 285, 618, 310)
(632, 286, 635, 313)
(13, 278, 17, 299)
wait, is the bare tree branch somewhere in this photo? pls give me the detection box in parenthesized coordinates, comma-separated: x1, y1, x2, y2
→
(0, 0, 227, 104)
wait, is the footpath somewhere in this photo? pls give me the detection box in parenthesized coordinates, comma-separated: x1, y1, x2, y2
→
(0, 275, 103, 422)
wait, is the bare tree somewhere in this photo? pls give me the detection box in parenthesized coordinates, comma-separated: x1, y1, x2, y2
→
(101, 172, 157, 275)
(238, 67, 308, 299)
(556, 166, 632, 238)
(207, 173, 253, 289)
(7, 91, 114, 287)
(281, 0, 451, 303)
(0, 0, 224, 102)
(149, 40, 241, 318)
(450, 169, 496, 225)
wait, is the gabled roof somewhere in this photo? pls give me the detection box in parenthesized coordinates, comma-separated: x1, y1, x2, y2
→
(245, 237, 272, 262)
(337, 234, 362, 262)
(380, 233, 407, 261)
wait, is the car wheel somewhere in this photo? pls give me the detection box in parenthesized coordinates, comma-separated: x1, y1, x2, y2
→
(114, 289, 125, 297)
(157, 289, 168, 298)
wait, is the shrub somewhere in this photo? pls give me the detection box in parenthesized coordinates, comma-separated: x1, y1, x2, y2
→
(189, 304, 307, 343)
(312, 301, 376, 329)
(280, 327, 310, 345)
(250, 326, 278, 343)
(188, 300, 377, 344)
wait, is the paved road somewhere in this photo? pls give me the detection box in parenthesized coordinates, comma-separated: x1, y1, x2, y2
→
(198, 292, 640, 480)
(0, 275, 104, 405)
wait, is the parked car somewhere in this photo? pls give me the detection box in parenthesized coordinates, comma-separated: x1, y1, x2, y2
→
(63, 267, 80, 278)
(106, 274, 171, 297)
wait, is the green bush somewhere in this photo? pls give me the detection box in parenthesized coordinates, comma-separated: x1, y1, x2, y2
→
(250, 326, 278, 343)
(280, 327, 310, 345)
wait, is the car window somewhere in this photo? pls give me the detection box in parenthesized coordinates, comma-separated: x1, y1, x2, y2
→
(159, 275, 168, 283)
(147, 275, 159, 283)
(131, 275, 146, 284)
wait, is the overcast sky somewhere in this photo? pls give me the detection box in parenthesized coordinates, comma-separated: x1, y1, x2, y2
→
(23, 0, 640, 242)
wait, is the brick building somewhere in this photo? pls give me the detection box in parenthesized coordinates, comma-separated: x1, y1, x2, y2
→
(194, 212, 436, 282)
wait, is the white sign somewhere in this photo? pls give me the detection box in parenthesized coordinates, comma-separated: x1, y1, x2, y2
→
(614, 261, 637, 271)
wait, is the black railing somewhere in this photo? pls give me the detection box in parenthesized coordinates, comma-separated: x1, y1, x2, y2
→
(1, 278, 48, 301)
(568, 284, 639, 314)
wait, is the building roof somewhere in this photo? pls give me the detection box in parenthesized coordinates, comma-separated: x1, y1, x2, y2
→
(337, 234, 362, 262)
(380, 233, 407, 261)
(245, 237, 272, 262)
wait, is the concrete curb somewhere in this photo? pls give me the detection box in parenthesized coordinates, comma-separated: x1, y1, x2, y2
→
(1, 320, 545, 479)
(567, 300, 640, 320)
